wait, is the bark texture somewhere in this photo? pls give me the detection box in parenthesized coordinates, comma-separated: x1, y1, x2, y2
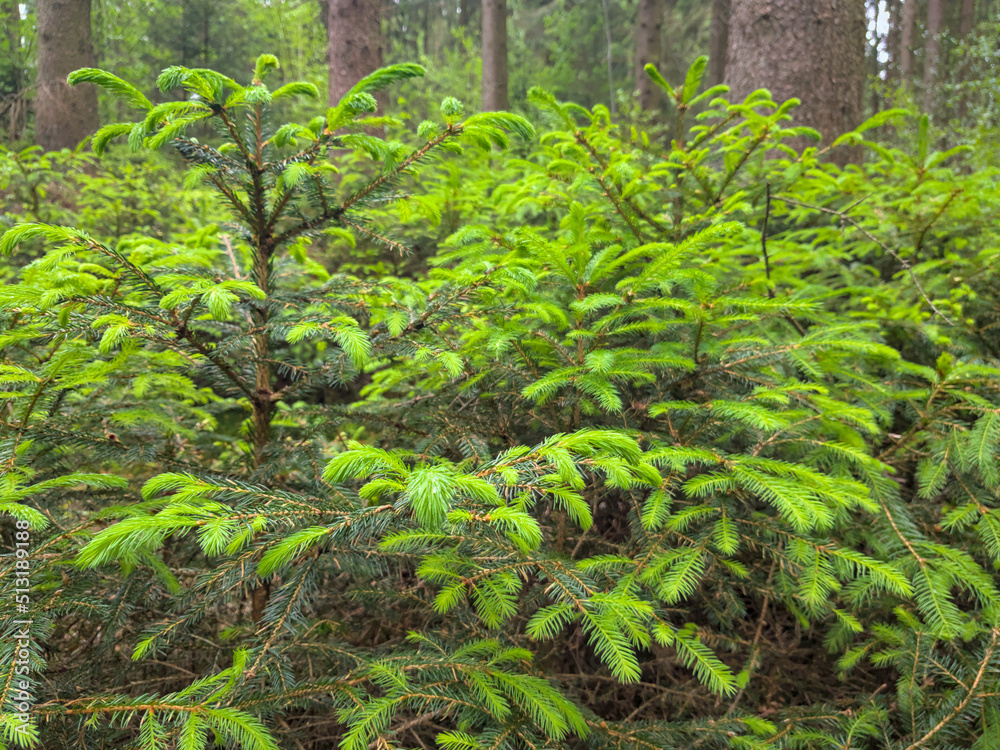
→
(328, 0, 384, 106)
(481, 0, 508, 111)
(35, 0, 99, 150)
(708, 0, 730, 87)
(899, 0, 916, 84)
(725, 0, 866, 165)
(635, 0, 663, 109)
(923, 0, 945, 93)
(959, 0, 976, 36)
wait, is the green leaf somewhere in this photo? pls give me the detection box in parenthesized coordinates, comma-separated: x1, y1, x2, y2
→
(0, 223, 85, 255)
(68, 68, 152, 110)
(526, 602, 576, 641)
(346, 63, 425, 97)
(271, 81, 319, 100)
(682, 55, 708, 104)
(436, 731, 478, 750)
(331, 318, 372, 367)
(253, 53, 279, 82)
(916, 455, 950, 499)
(258, 527, 330, 576)
(644, 63, 675, 99)
(91, 123, 135, 155)
(406, 466, 455, 528)
(673, 625, 737, 695)
(969, 412, 1000, 488)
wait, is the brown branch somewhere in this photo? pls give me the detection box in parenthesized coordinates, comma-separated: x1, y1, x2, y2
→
(761, 182, 773, 297)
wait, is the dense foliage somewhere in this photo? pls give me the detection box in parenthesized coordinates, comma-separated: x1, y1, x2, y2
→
(3, 53, 1000, 750)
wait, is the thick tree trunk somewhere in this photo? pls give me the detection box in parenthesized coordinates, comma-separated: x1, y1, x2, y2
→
(959, 0, 976, 36)
(635, 0, 663, 109)
(328, 0, 384, 106)
(35, 0, 99, 150)
(481, 0, 508, 111)
(708, 0, 730, 87)
(725, 0, 866, 165)
(923, 0, 945, 83)
(899, 0, 916, 85)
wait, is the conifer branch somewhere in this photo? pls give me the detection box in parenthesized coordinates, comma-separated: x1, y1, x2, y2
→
(902, 629, 998, 750)
(777, 195, 954, 325)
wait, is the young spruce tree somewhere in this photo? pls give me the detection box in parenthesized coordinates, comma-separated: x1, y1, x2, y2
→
(3, 54, 1000, 750)
(0, 55, 611, 749)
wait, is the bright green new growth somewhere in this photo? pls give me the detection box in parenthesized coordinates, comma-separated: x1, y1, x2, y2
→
(3, 54, 1000, 750)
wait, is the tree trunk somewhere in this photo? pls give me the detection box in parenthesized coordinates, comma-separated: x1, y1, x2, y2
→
(708, 0, 730, 87)
(923, 0, 944, 109)
(1, 0, 21, 94)
(899, 0, 916, 85)
(481, 0, 508, 111)
(35, 0, 99, 150)
(867, 0, 881, 114)
(423, 0, 431, 56)
(635, 0, 663, 109)
(0, 0, 23, 139)
(328, 0, 384, 106)
(957, 0, 976, 117)
(885, 0, 901, 83)
(600, 0, 615, 115)
(959, 0, 975, 36)
(725, 0, 866, 166)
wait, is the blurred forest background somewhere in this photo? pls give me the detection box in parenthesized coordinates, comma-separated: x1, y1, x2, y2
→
(2, 0, 1000, 150)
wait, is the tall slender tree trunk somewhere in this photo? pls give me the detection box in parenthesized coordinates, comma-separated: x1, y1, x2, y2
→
(424, 2, 432, 57)
(635, 0, 663, 109)
(35, 0, 99, 150)
(868, 0, 881, 114)
(1, 0, 21, 93)
(461, 0, 477, 28)
(957, 0, 976, 116)
(481, 0, 508, 111)
(708, 0, 731, 87)
(328, 0, 384, 106)
(600, 0, 615, 115)
(885, 0, 901, 84)
(899, 0, 917, 86)
(725, 0, 866, 166)
(1, 0, 22, 137)
(923, 0, 945, 109)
